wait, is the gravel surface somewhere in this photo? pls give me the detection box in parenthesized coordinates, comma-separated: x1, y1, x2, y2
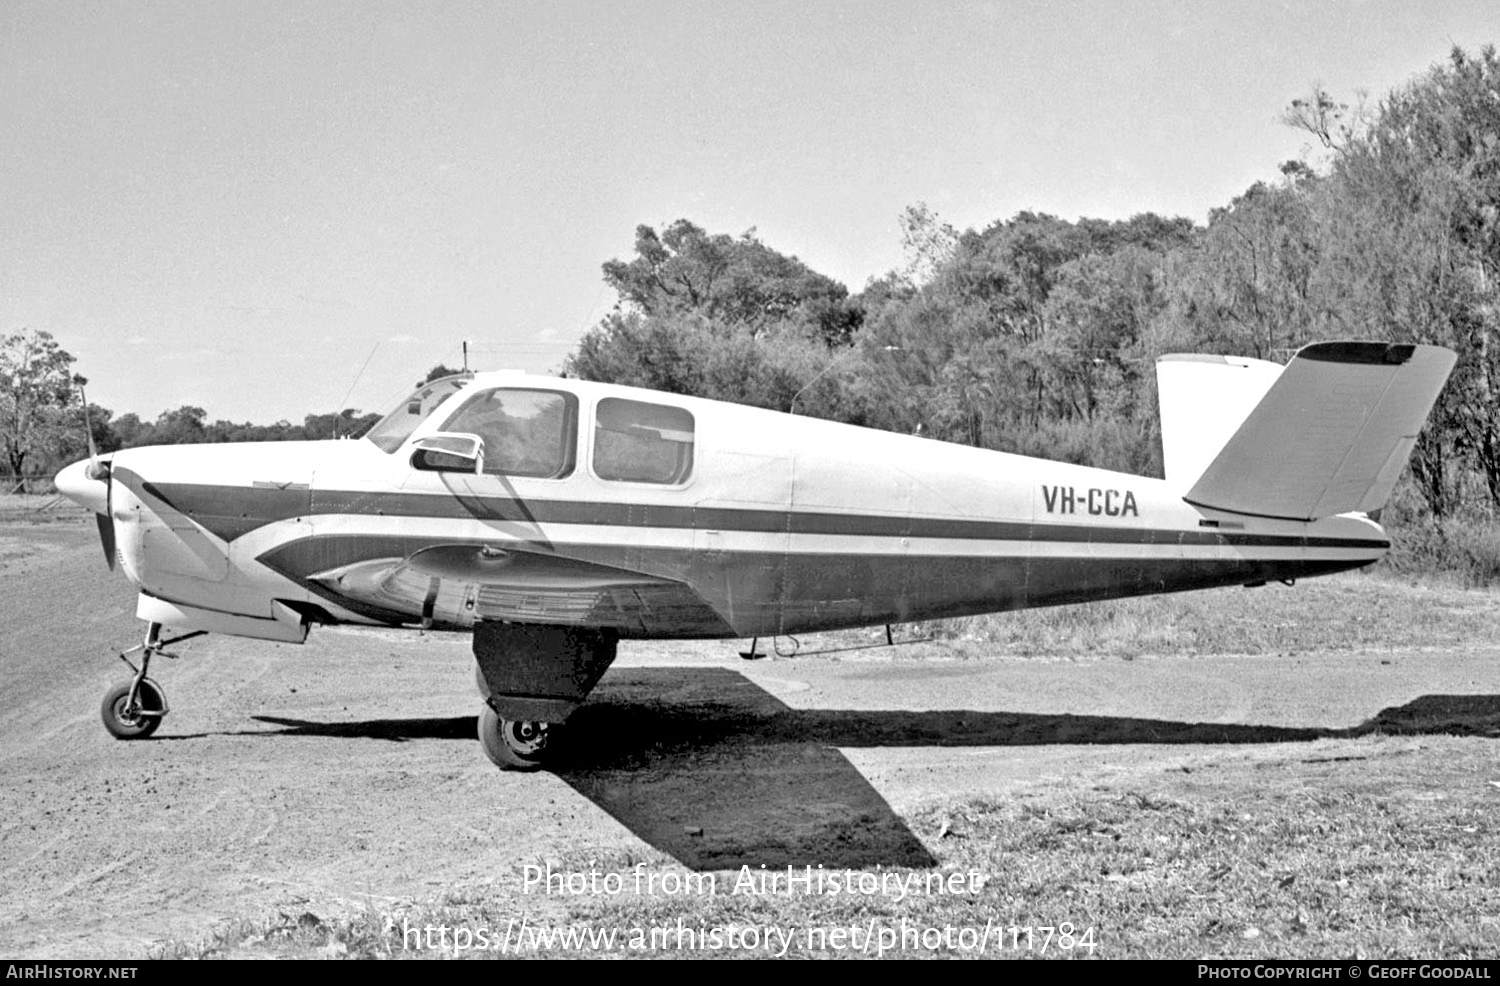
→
(2, 520, 1496, 957)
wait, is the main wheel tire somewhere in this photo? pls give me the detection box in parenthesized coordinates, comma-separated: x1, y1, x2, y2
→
(101, 680, 165, 740)
(477, 705, 550, 770)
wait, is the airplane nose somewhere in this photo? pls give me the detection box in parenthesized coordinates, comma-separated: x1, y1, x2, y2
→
(55, 458, 109, 514)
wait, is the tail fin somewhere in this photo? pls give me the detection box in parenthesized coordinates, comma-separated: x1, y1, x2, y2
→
(1181, 341, 1456, 521)
(1157, 353, 1284, 490)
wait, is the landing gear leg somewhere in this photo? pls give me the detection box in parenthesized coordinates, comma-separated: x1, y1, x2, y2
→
(100, 622, 204, 740)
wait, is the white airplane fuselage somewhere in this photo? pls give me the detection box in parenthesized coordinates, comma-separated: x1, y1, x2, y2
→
(57, 371, 1389, 645)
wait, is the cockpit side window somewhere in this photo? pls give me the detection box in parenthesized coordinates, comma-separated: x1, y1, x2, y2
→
(593, 398, 694, 484)
(364, 376, 472, 453)
(440, 388, 577, 479)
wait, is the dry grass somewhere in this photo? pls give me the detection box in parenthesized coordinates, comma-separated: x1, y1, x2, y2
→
(903, 571, 1500, 659)
(0, 494, 89, 524)
(909, 743, 1500, 959)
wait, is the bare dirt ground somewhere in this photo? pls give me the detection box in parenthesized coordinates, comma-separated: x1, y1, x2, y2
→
(2, 514, 1499, 958)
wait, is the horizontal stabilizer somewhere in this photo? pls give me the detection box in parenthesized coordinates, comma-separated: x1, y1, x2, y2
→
(1183, 341, 1456, 521)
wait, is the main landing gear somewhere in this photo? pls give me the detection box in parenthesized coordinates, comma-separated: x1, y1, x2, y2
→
(100, 622, 204, 740)
(477, 706, 551, 770)
(472, 621, 618, 771)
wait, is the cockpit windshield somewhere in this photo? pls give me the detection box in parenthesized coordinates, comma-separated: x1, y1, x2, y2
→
(363, 375, 473, 453)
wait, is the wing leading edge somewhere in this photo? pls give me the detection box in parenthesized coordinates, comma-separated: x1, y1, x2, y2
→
(308, 541, 735, 638)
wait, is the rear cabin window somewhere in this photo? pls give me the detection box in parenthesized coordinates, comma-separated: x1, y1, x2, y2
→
(593, 398, 695, 484)
(441, 388, 577, 479)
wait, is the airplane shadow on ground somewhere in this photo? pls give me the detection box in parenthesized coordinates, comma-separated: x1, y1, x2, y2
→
(247, 668, 1500, 872)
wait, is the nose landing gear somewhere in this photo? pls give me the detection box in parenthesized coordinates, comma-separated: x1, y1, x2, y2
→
(100, 622, 204, 740)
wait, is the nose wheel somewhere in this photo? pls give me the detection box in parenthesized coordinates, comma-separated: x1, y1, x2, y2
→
(100, 622, 204, 740)
(101, 679, 166, 739)
(478, 704, 552, 770)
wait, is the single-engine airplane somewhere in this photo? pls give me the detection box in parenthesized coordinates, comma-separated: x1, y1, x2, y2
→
(55, 340, 1455, 769)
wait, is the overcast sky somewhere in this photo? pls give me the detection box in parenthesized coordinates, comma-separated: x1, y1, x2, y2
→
(3, 0, 1496, 423)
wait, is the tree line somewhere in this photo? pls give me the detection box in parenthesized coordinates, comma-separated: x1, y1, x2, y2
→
(5, 46, 1497, 533)
(0, 338, 461, 490)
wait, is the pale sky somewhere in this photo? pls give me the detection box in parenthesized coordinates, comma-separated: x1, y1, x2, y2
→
(3, 0, 1495, 423)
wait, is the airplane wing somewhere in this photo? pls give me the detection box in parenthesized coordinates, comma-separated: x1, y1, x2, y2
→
(307, 541, 736, 638)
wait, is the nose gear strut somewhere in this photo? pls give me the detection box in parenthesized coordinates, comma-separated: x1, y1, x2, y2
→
(100, 621, 206, 739)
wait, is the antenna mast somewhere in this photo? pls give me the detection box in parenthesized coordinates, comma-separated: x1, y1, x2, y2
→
(333, 342, 381, 439)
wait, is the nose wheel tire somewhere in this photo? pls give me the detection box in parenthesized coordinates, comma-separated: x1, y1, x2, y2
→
(101, 679, 166, 740)
(478, 705, 550, 770)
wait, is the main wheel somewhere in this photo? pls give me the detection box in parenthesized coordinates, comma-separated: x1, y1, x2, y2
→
(477, 705, 550, 770)
(101, 680, 165, 740)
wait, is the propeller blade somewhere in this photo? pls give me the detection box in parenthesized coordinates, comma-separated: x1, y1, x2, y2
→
(95, 509, 116, 570)
(76, 383, 115, 570)
(78, 384, 99, 464)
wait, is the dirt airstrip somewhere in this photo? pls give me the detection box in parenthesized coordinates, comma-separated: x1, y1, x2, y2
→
(2, 512, 1499, 957)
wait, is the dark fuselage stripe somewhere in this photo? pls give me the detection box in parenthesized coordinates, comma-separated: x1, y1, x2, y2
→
(146, 482, 1389, 552)
(259, 534, 1375, 636)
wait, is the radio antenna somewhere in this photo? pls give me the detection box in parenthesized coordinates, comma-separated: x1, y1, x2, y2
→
(332, 342, 381, 438)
